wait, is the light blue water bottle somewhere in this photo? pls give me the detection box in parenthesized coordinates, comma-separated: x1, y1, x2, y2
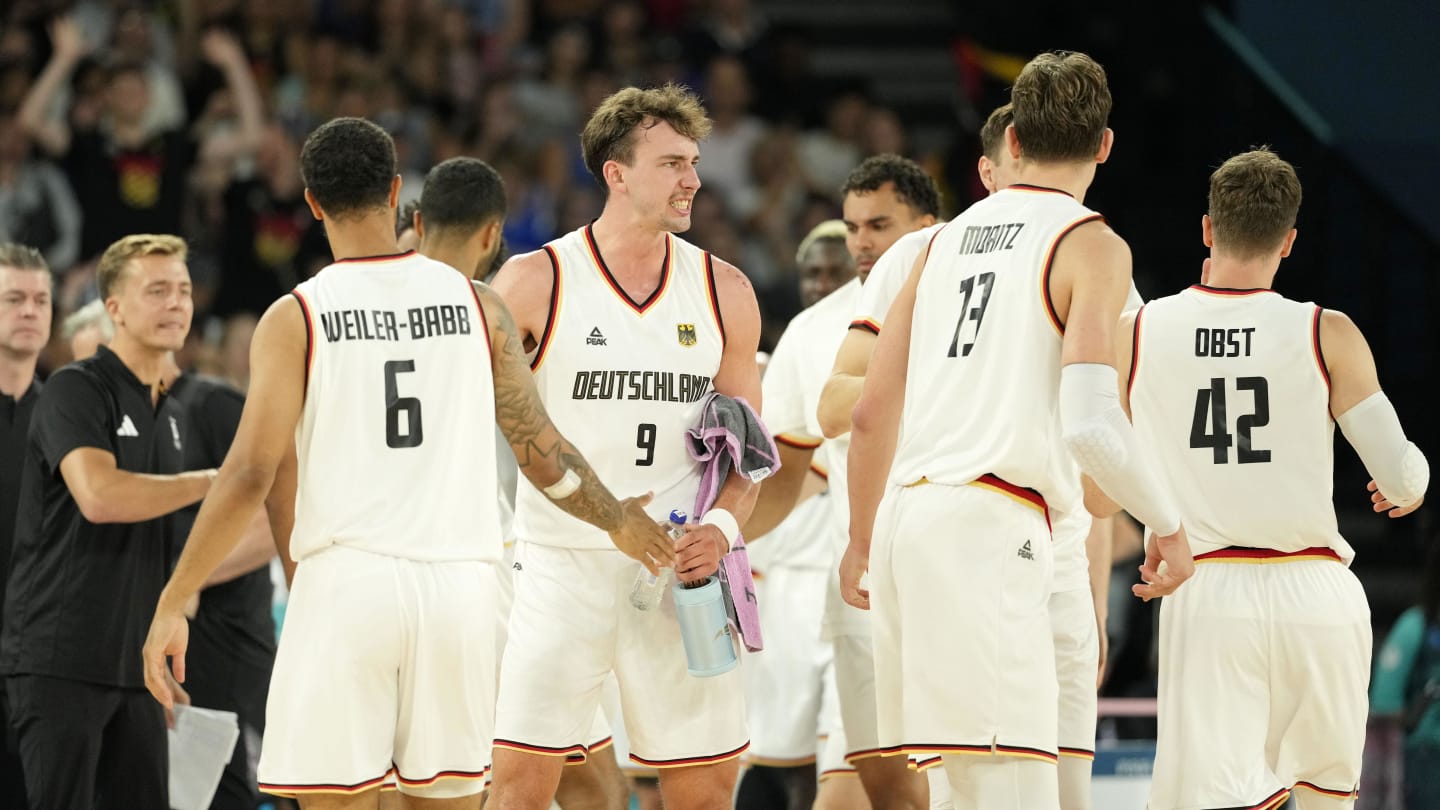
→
(673, 572, 739, 677)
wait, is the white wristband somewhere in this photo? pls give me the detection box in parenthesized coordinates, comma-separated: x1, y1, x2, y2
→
(701, 508, 740, 553)
(542, 469, 582, 500)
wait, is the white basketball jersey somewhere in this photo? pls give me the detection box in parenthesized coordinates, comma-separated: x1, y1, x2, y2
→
(1128, 286, 1351, 562)
(290, 252, 501, 562)
(515, 226, 724, 550)
(890, 185, 1100, 510)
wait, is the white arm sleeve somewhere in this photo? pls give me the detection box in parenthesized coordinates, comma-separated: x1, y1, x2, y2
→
(1059, 363, 1182, 535)
(1337, 392, 1429, 508)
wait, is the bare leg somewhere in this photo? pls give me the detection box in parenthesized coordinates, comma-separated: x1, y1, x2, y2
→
(813, 774, 872, 810)
(298, 791, 381, 810)
(853, 756, 927, 810)
(487, 748, 567, 810)
(655, 758, 742, 810)
(555, 747, 628, 810)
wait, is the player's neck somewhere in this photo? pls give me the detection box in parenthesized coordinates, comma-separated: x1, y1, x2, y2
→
(1204, 256, 1279, 291)
(108, 333, 170, 404)
(324, 216, 405, 262)
(0, 352, 37, 399)
(589, 208, 669, 272)
(1013, 161, 1097, 203)
(419, 239, 480, 281)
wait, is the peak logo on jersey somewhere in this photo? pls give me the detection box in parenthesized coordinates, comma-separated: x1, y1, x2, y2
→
(1017, 540, 1034, 561)
(677, 323, 697, 347)
(587, 327, 607, 346)
(116, 414, 140, 437)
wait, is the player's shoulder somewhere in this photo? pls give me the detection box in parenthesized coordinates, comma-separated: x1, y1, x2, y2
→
(704, 253, 754, 295)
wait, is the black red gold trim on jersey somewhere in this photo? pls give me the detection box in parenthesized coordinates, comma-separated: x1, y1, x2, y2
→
(583, 225, 673, 315)
(563, 736, 614, 765)
(629, 741, 750, 769)
(259, 773, 392, 796)
(1007, 184, 1075, 198)
(704, 252, 726, 346)
(882, 742, 1058, 764)
(332, 250, 417, 264)
(1058, 746, 1095, 760)
(1194, 546, 1342, 564)
(531, 246, 562, 371)
(1041, 215, 1106, 336)
(1311, 306, 1331, 392)
(841, 746, 887, 764)
(1293, 781, 1358, 799)
(849, 317, 881, 335)
(1127, 303, 1145, 398)
(292, 290, 315, 397)
(392, 766, 491, 790)
(1188, 284, 1275, 297)
(493, 738, 587, 760)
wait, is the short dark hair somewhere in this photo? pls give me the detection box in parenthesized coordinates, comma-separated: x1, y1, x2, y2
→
(396, 199, 420, 237)
(839, 154, 940, 217)
(418, 157, 507, 234)
(979, 103, 1014, 162)
(300, 117, 397, 218)
(1011, 51, 1112, 162)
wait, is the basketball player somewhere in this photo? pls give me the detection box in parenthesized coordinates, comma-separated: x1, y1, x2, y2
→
(411, 156, 630, 810)
(1119, 149, 1427, 810)
(141, 117, 674, 809)
(825, 104, 1130, 810)
(841, 52, 1193, 809)
(738, 220, 855, 810)
(484, 84, 763, 810)
(747, 155, 939, 810)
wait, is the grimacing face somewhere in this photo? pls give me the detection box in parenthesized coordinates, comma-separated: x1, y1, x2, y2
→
(614, 120, 701, 234)
(0, 267, 53, 358)
(842, 182, 930, 282)
(108, 254, 193, 353)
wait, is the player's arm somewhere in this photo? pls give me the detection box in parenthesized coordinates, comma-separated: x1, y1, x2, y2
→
(188, 387, 278, 588)
(145, 295, 308, 708)
(266, 441, 299, 586)
(841, 251, 925, 609)
(678, 258, 764, 581)
(1052, 223, 1190, 600)
(1079, 307, 1140, 520)
(1322, 309, 1429, 516)
(817, 329, 875, 439)
(475, 281, 676, 570)
(744, 442, 815, 540)
(59, 450, 215, 524)
(489, 249, 556, 351)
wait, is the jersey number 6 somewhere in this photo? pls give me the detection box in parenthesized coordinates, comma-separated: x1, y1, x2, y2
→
(384, 360, 424, 448)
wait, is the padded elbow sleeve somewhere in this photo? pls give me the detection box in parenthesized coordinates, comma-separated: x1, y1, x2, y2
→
(1060, 363, 1182, 536)
(1338, 392, 1429, 508)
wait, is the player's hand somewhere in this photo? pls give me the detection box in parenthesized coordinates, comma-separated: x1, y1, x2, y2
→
(607, 492, 675, 576)
(1132, 526, 1193, 602)
(143, 600, 191, 711)
(1369, 480, 1424, 518)
(839, 541, 870, 610)
(200, 29, 247, 69)
(675, 523, 726, 584)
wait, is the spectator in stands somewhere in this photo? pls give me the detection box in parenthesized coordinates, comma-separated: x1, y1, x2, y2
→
(1371, 540, 1440, 810)
(18, 17, 263, 265)
(697, 55, 768, 223)
(0, 113, 82, 273)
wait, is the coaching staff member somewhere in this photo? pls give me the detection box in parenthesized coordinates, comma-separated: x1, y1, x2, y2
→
(1, 233, 216, 809)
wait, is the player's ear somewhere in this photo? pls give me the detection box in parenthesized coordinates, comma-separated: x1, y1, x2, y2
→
(302, 188, 324, 221)
(1005, 124, 1021, 161)
(1201, 215, 1214, 248)
(978, 156, 996, 194)
(1095, 128, 1114, 164)
(388, 175, 402, 209)
(1279, 228, 1297, 258)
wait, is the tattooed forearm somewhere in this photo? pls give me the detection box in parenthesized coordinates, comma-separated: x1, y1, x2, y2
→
(480, 282, 624, 532)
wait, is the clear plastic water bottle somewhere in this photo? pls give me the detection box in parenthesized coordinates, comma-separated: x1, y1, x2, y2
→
(629, 510, 687, 610)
